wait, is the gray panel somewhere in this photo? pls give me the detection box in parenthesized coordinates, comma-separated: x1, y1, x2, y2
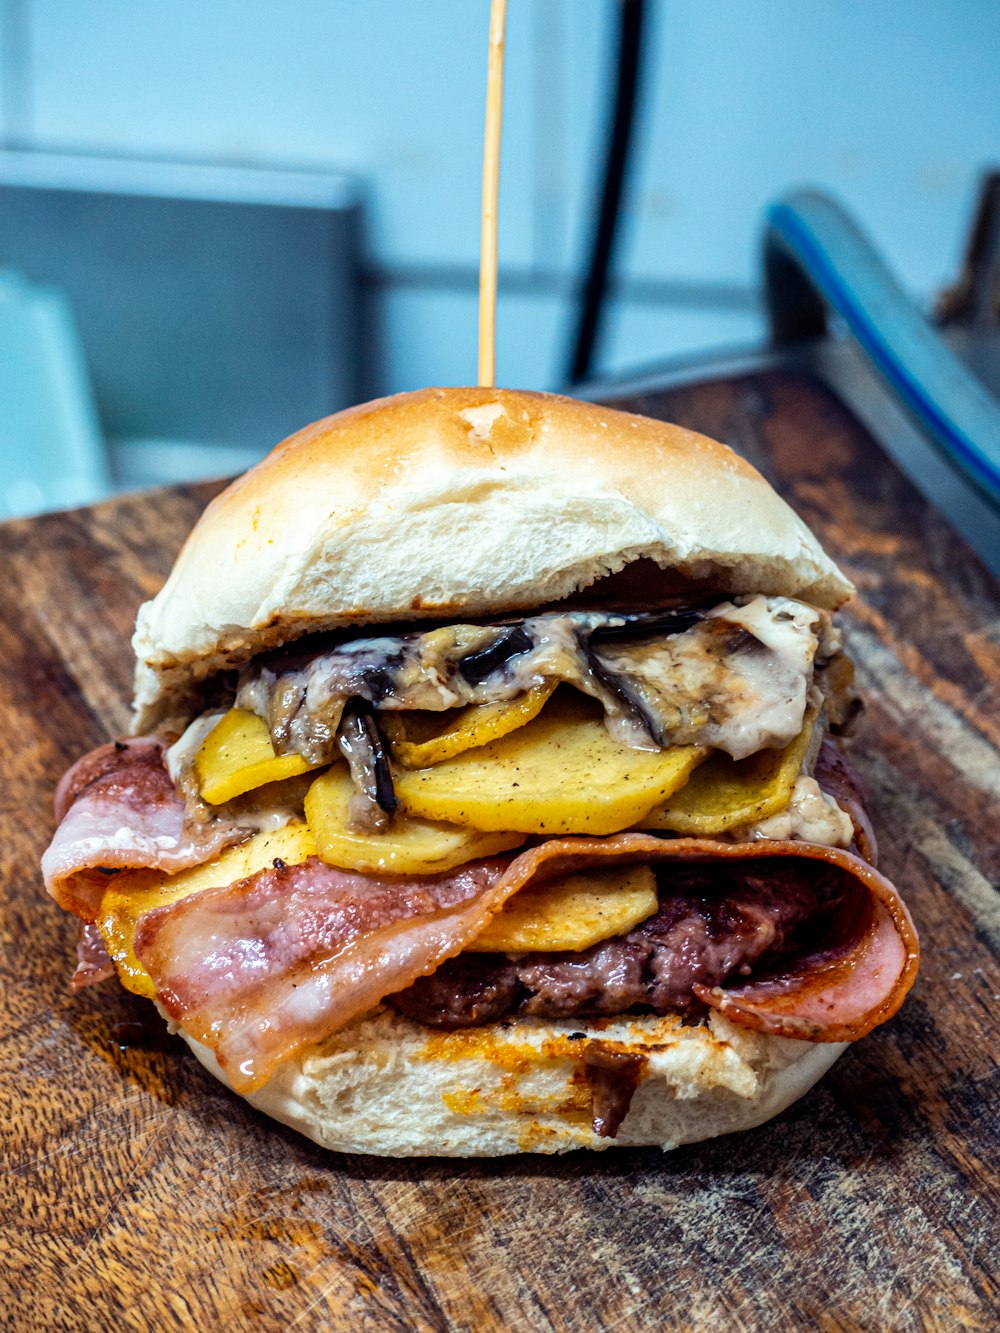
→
(0, 153, 364, 451)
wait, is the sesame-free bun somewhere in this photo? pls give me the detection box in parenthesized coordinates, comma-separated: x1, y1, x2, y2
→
(132, 387, 852, 731)
(177, 1006, 845, 1157)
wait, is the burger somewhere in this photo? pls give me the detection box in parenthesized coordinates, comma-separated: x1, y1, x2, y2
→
(42, 386, 918, 1156)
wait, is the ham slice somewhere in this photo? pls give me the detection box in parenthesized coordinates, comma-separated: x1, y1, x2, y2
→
(133, 833, 917, 1093)
(42, 738, 244, 921)
(134, 856, 515, 1092)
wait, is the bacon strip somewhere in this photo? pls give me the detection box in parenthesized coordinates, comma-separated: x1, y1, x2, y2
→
(44, 737, 916, 1087)
(134, 856, 516, 1092)
(42, 739, 245, 922)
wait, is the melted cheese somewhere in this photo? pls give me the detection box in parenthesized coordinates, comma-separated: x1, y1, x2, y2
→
(595, 597, 822, 759)
(231, 598, 832, 767)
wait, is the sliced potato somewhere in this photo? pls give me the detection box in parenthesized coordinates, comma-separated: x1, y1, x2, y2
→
(638, 708, 819, 834)
(96, 823, 316, 999)
(383, 681, 558, 768)
(467, 865, 658, 953)
(304, 767, 523, 875)
(195, 708, 324, 804)
(394, 690, 706, 836)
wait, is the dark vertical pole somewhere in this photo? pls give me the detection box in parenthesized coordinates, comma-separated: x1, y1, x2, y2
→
(566, 0, 649, 386)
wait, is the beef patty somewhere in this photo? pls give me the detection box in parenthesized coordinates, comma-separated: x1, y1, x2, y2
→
(390, 858, 848, 1028)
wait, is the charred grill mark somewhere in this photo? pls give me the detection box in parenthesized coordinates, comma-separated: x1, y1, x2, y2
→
(458, 625, 534, 685)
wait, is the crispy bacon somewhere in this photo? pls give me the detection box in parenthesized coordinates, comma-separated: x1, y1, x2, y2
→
(42, 738, 244, 921)
(133, 856, 516, 1092)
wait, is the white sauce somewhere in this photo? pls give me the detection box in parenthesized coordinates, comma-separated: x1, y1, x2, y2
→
(734, 774, 854, 848)
(706, 597, 822, 759)
(165, 711, 225, 785)
(604, 596, 824, 760)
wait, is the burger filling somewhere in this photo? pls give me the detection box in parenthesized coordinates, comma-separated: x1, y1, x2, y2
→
(232, 594, 850, 765)
(391, 850, 848, 1028)
(43, 593, 918, 1136)
(167, 594, 857, 834)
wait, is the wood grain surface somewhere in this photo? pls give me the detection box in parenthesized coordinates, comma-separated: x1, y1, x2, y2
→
(1, 369, 997, 1332)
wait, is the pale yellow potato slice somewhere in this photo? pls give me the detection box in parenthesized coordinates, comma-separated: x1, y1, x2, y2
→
(638, 708, 818, 834)
(383, 681, 557, 768)
(195, 708, 324, 804)
(467, 865, 658, 953)
(304, 766, 523, 875)
(394, 690, 706, 836)
(96, 823, 316, 999)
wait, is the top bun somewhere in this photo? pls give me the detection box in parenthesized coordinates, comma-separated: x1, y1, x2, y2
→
(132, 387, 852, 731)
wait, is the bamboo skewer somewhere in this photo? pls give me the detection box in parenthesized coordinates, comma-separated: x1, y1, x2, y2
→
(478, 0, 508, 388)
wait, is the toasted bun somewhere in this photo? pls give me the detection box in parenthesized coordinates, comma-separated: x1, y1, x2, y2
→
(175, 1006, 845, 1157)
(131, 387, 851, 731)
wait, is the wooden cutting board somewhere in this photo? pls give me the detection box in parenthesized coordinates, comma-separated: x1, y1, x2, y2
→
(1, 368, 997, 1331)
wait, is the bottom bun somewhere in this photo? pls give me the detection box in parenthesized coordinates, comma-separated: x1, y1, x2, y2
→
(174, 1007, 846, 1157)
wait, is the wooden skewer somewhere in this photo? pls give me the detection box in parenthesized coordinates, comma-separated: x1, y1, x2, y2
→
(478, 0, 508, 388)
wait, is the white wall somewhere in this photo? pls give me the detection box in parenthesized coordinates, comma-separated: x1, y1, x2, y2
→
(2, 0, 998, 396)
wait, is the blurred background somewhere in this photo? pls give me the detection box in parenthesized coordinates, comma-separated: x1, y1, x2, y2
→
(1, 0, 999, 518)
